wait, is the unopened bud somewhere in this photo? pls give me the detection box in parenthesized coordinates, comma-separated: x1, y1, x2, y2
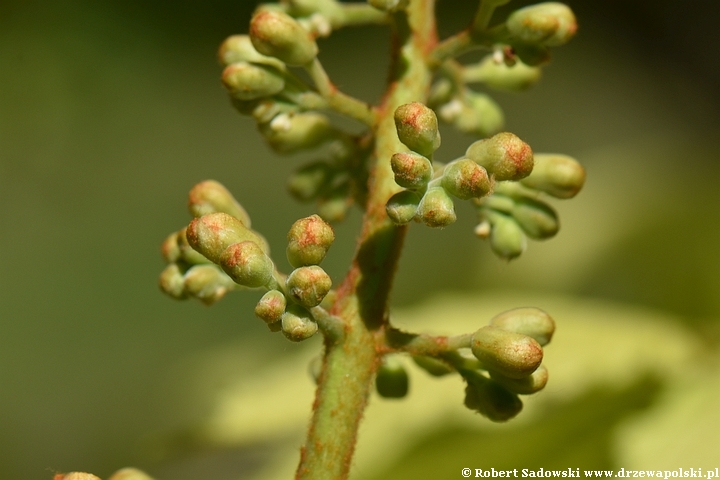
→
(417, 186, 456, 228)
(188, 180, 251, 227)
(287, 161, 334, 201)
(453, 92, 505, 137)
(218, 34, 285, 69)
(520, 153, 585, 199)
(255, 289, 287, 323)
(488, 212, 526, 260)
(375, 357, 409, 398)
(183, 265, 234, 305)
(466, 132, 533, 181)
(464, 374, 523, 422)
(161, 232, 181, 263)
(186, 212, 267, 264)
(220, 241, 275, 288)
(59, 474, 101, 480)
(394, 102, 441, 157)
(317, 184, 351, 222)
(287, 214, 335, 267)
(107, 468, 156, 480)
(159, 263, 188, 299)
(286, 265, 332, 307)
(489, 364, 548, 395)
(412, 355, 454, 376)
(177, 228, 211, 265)
(490, 307, 555, 346)
(441, 158, 492, 200)
(281, 304, 318, 341)
(260, 112, 333, 153)
(391, 152, 433, 190)
(386, 190, 421, 225)
(511, 197, 559, 239)
(506, 2, 577, 47)
(221, 62, 285, 101)
(466, 57, 541, 92)
(249, 10, 319, 66)
(471, 325, 543, 379)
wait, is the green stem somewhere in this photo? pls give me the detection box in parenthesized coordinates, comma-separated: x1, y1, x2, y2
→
(294, 1, 437, 478)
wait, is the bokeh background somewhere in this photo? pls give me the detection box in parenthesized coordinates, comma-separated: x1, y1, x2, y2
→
(2, 0, 720, 479)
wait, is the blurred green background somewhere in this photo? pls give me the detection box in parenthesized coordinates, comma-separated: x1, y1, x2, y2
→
(2, 0, 720, 479)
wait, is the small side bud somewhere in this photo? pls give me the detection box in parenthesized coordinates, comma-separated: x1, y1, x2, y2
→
(161, 232, 181, 263)
(386, 190, 421, 225)
(58, 474, 102, 480)
(188, 180, 251, 227)
(107, 468, 156, 480)
(464, 374, 523, 422)
(453, 92, 505, 137)
(394, 102, 441, 157)
(417, 186, 456, 228)
(490, 307, 555, 346)
(218, 34, 285, 69)
(260, 112, 333, 153)
(489, 364, 548, 395)
(466, 132, 533, 181)
(281, 304, 318, 341)
(489, 213, 526, 260)
(506, 2, 577, 47)
(520, 153, 585, 199)
(471, 326, 543, 379)
(390, 152, 433, 190)
(286, 265, 332, 308)
(159, 263, 188, 300)
(186, 213, 267, 264)
(183, 265, 234, 305)
(511, 197, 559, 239)
(177, 228, 212, 265)
(441, 159, 492, 200)
(368, 0, 409, 13)
(375, 357, 409, 398)
(220, 241, 275, 288)
(249, 10, 319, 66)
(467, 57, 541, 92)
(221, 62, 285, 101)
(287, 161, 334, 201)
(412, 355, 454, 376)
(286, 214, 335, 267)
(255, 289, 287, 324)
(317, 184, 351, 223)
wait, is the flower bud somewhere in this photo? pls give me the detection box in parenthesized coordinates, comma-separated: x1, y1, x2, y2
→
(511, 197, 559, 239)
(107, 468, 156, 480)
(218, 34, 285, 69)
(453, 92, 505, 137)
(465, 57, 541, 92)
(221, 62, 286, 101)
(386, 190, 421, 225)
(441, 158, 492, 200)
(412, 355, 454, 376)
(417, 186, 456, 228)
(390, 152, 433, 190)
(394, 102, 441, 157)
(255, 289, 287, 324)
(177, 227, 211, 265)
(249, 10, 319, 66)
(58, 474, 101, 480)
(490, 307, 555, 346)
(159, 263, 188, 300)
(464, 374, 523, 422)
(489, 364, 548, 395)
(220, 241, 275, 288)
(317, 184, 351, 222)
(520, 153, 585, 199)
(506, 2, 577, 47)
(287, 214, 335, 267)
(186, 213, 267, 264)
(286, 265, 332, 307)
(260, 112, 333, 153)
(466, 132, 533, 181)
(188, 180, 251, 227)
(287, 161, 334, 201)
(471, 325, 543, 379)
(488, 213, 526, 260)
(375, 357, 409, 398)
(161, 232, 181, 263)
(369, 0, 409, 13)
(281, 304, 318, 341)
(183, 264, 234, 305)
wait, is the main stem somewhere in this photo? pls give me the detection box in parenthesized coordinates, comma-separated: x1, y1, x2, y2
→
(294, 2, 436, 479)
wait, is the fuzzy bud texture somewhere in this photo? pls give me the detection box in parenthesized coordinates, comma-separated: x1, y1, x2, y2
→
(255, 289, 287, 324)
(520, 153, 585, 198)
(250, 10, 318, 66)
(286, 265, 332, 307)
(221, 62, 285, 101)
(220, 241, 275, 288)
(391, 152, 433, 190)
(489, 213, 526, 260)
(386, 190, 421, 225)
(466, 132, 533, 181)
(417, 186, 456, 228)
(286, 214, 335, 267)
(506, 2, 577, 47)
(394, 102, 441, 157)
(218, 34, 285, 69)
(441, 158, 492, 200)
(490, 307, 555, 346)
(471, 325, 543, 379)
(186, 212, 267, 264)
(281, 304, 318, 341)
(188, 180, 251, 227)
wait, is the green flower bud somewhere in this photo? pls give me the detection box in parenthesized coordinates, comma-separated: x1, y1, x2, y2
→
(394, 102, 441, 157)
(511, 43, 551, 67)
(511, 197, 559, 239)
(183, 264, 234, 305)
(287, 214, 335, 267)
(186, 212, 267, 264)
(221, 62, 286, 101)
(464, 373, 523, 422)
(466, 132, 533, 181)
(412, 355, 454, 376)
(177, 227, 211, 265)
(159, 263, 187, 300)
(286, 265, 332, 307)
(281, 304, 318, 341)
(369, 0, 409, 13)
(287, 161, 334, 201)
(107, 468, 155, 480)
(390, 152, 433, 190)
(188, 180, 251, 227)
(488, 212, 526, 260)
(249, 10, 319, 66)
(161, 232, 181, 263)
(385, 190, 421, 225)
(465, 56, 541, 92)
(220, 241, 275, 288)
(506, 2, 577, 47)
(471, 325, 543, 379)
(428, 78, 454, 108)
(520, 153, 585, 199)
(60, 474, 102, 480)
(218, 34, 286, 70)
(417, 186, 456, 228)
(317, 184, 351, 222)
(260, 112, 333, 153)
(489, 364, 548, 395)
(255, 289, 287, 324)
(452, 92, 505, 137)
(441, 158, 492, 200)
(375, 357, 409, 398)
(490, 307, 555, 346)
